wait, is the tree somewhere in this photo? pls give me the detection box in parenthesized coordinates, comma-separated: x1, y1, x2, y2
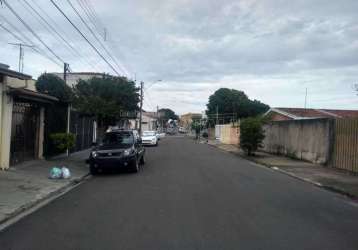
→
(36, 73, 73, 103)
(72, 75, 140, 127)
(36, 73, 72, 156)
(158, 108, 179, 121)
(206, 88, 269, 123)
(240, 117, 265, 156)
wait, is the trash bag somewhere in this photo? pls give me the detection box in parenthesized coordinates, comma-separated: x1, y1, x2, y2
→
(61, 167, 71, 179)
(49, 167, 62, 179)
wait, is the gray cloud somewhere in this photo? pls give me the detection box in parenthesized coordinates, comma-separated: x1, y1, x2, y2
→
(0, 0, 358, 113)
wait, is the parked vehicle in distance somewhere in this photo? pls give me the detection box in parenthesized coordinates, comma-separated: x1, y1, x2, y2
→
(86, 129, 145, 174)
(142, 131, 158, 146)
(178, 127, 186, 133)
(166, 126, 177, 135)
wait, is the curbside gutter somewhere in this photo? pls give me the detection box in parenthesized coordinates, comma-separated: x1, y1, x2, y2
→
(207, 142, 357, 201)
(0, 172, 90, 231)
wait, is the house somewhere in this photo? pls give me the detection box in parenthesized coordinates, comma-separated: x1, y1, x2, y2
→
(179, 113, 202, 129)
(0, 63, 58, 169)
(51, 72, 105, 86)
(127, 111, 158, 133)
(264, 107, 358, 121)
(140, 111, 158, 132)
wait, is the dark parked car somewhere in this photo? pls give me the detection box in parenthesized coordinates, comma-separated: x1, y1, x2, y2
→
(86, 130, 145, 174)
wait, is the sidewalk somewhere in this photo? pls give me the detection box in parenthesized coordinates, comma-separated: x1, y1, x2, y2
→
(0, 150, 90, 225)
(207, 140, 358, 199)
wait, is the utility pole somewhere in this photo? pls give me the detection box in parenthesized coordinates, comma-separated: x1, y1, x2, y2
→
(156, 105, 159, 130)
(64, 62, 71, 156)
(9, 43, 33, 72)
(304, 87, 308, 109)
(216, 105, 219, 125)
(63, 62, 70, 82)
(139, 81, 144, 134)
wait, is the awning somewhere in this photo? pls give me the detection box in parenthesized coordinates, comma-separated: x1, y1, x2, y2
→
(8, 88, 59, 104)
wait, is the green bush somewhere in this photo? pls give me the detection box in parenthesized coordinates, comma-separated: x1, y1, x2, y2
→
(240, 117, 265, 156)
(50, 133, 76, 153)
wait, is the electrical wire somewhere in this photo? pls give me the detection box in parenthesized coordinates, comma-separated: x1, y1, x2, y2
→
(20, 0, 99, 72)
(77, 0, 103, 38)
(3, 0, 65, 65)
(0, 14, 63, 67)
(143, 88, 156, 111)
(28, 0, 104, 72)
(66, 0, 128, 76)
(76, 0, 131, 77)
(50, 0, 121, 76)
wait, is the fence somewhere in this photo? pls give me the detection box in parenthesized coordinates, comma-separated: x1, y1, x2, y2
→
(331, 119, 358, 173)
(215, 124, 240, 145)
(70, 111, 95, 152)
(262, 119, 333, 164)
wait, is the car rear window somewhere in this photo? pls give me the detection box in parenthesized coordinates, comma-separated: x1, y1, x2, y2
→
(103, 132, 134, 145)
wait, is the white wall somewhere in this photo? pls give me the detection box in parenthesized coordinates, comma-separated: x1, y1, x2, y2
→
(0, 87, 13, 169)
(141, 114, 157, 132)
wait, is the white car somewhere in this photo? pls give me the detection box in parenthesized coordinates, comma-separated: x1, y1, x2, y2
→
(178, 127, 186, 133)
(142, 131, 158, 146)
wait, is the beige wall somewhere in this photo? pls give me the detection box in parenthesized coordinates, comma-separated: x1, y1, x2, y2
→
(0, 87, 13, 170)
(180, 113, 202, 129)
(5, 77, 36, 91)
(0, 76, 45, 169)
(141, 114, 157, 132)
(262, 119, 333, 164)
(215, 124, 240, 145)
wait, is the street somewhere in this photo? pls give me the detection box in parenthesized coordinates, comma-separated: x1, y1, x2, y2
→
(1, 136, 358, 250)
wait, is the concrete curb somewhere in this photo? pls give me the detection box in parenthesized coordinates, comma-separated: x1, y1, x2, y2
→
(0, 172, 90, 229)
(207, 143, 357, 200)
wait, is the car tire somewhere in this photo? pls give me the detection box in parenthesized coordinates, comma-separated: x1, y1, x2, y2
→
(140, 154, 146, 165)
(130, 158, 139, 173)
(155, 141, 158, 146)
(90, 164, 98, 175)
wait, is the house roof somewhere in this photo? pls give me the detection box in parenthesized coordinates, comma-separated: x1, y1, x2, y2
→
(0, 66, 32, 80)
(266, 107, 358, 119)
(8, 88, 58, 103)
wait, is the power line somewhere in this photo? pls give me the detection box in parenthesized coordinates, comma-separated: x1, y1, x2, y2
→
(3, 0, 65, 66)
(66, 0, 127, 76)
(28, 0, 104, 71)
(20, 0, 98, 72)
(50, 0, 121, 76)
(77, 0, 104, 38)
(143, 88, 155, 110)
(81, 0, 105, 36)
(76, 0, 131, 77)
(0, 15, 63, 67)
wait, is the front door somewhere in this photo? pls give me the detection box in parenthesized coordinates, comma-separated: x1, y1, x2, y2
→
(10, 102, 39, 165)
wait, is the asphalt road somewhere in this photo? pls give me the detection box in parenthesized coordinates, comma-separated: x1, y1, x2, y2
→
(1, 136, 358, 250)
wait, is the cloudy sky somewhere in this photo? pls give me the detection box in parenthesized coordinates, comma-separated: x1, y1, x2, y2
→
(1, 0, 358, 114)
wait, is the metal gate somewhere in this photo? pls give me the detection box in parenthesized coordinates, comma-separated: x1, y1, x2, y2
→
(331, 119, 358, 173)
(70, 111, 94, 152)
(10, 102, 39, 165)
